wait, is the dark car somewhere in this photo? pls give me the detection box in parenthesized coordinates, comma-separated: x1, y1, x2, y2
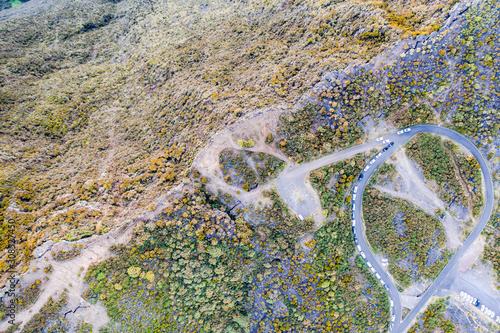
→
(388, 142, 394, 147)
(382, 147, 388, 152)
(358, 174, 364, 180)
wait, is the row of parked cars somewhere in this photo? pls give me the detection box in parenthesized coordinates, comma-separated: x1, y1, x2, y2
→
(352, 180, 395, 332)
(351, 136, 411, 332)
(460, 291, 500, 323)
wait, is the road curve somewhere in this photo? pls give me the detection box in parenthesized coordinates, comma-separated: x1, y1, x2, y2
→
(276, 125, 494, 333)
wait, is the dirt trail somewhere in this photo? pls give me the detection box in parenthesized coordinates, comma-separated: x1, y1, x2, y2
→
(192, 107, 292, 207)
(0, 183, 187, 332)
(372, 150, 463, 250)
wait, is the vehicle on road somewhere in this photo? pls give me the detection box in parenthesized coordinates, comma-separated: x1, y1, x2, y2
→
(361, 252, 366, 258)
(388, 142, 394, 147)
(377, 137, 384, 141)
(370, 267, 376, 273)
(475, 300, 480, 307)
(352, 219, 356, 226)
(298, 214, 304, 221)
(353, 194, 357, 200)
(352, 203, 356, 210)
(481, 305, 485, 312)
(383, 139, 390, 144)
(391, 315, 395, 322)
(390, 300, 394, 307)
(353, 186, 358, 193)
(376, 152, 382, 158)
(370, 159, 376, 165)
(496, 316, 500, 324)
(404, 128, 411, 132)
(382, 147, 388, 152)
(358, 174, 364, 181)
(460, 291, 465, 298)
(367, 262, 372, 268)
(357, 245, 362, 251)
(397, 130, 404, 135)
(363, 165, 370, 171)
(375, 273, 381, 279)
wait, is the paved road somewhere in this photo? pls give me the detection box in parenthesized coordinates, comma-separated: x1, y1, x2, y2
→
(276, 125, 494, 332)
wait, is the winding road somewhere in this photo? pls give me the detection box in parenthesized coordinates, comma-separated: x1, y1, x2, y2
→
(276, 125, 494, 333)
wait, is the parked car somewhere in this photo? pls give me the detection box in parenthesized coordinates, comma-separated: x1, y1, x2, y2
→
(388, 142, 394, 147)
(383, 139, 390, 144)
(353, 186, 358, 193)
(404, 128, 411, 132)
(363, 165, 370, 171)
(397, 130, 404, 135)
(358, 174, 364, 180)
(377, 137, 384, 141)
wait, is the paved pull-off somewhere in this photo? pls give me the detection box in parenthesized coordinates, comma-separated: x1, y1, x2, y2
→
(276, 125, 494, 333)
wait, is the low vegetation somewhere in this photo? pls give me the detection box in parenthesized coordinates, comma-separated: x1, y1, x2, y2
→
(52, 248, 82, 261)
(309, 154, 365, 217)
(408, 298, 455, 333)
(22, 293, 68, 333)
(362, 189, 448, 288)
(406, 133, 483, 216)
(219, 149, 285, 191)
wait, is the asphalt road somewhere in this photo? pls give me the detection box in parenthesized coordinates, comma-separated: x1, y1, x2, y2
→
(276, 125, 494, 332)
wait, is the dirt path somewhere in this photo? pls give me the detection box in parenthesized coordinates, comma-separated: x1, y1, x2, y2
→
(372, 150, 463, 250)
(442, 141, 475, 219)
(0, 182, 188, 332)
(191, 106, 294, 208)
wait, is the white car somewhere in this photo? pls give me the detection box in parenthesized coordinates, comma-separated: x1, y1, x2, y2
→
(460, 291, 465, 298)
(375, 273, 381, 279)
(367, 262, 372, 268)
(370, 267, 376, 273)
(495, 316, 500, 324)
(397, 130, 404, 135)
(352, 219, 356, 226)
(391, 315, 395, 322)
(353, 186, 358, 193)
(364, 165, 370, 171)
(404, 128, 411, 132)
(370, 159, 376, 165)
(353, 194, 357, 200)
(376, 152, 382, 158)
(390, 300, 394, 307)
(353, 203, 356, 210)
(383, 139, 390, 144)
(361, 252, 366, 258)
(376, 137, 384, 141)
(298, 214, 304, 221)
(481, 305, 485, 312)
(357, 245, 362, 251)
(490, 311, 495, 319)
